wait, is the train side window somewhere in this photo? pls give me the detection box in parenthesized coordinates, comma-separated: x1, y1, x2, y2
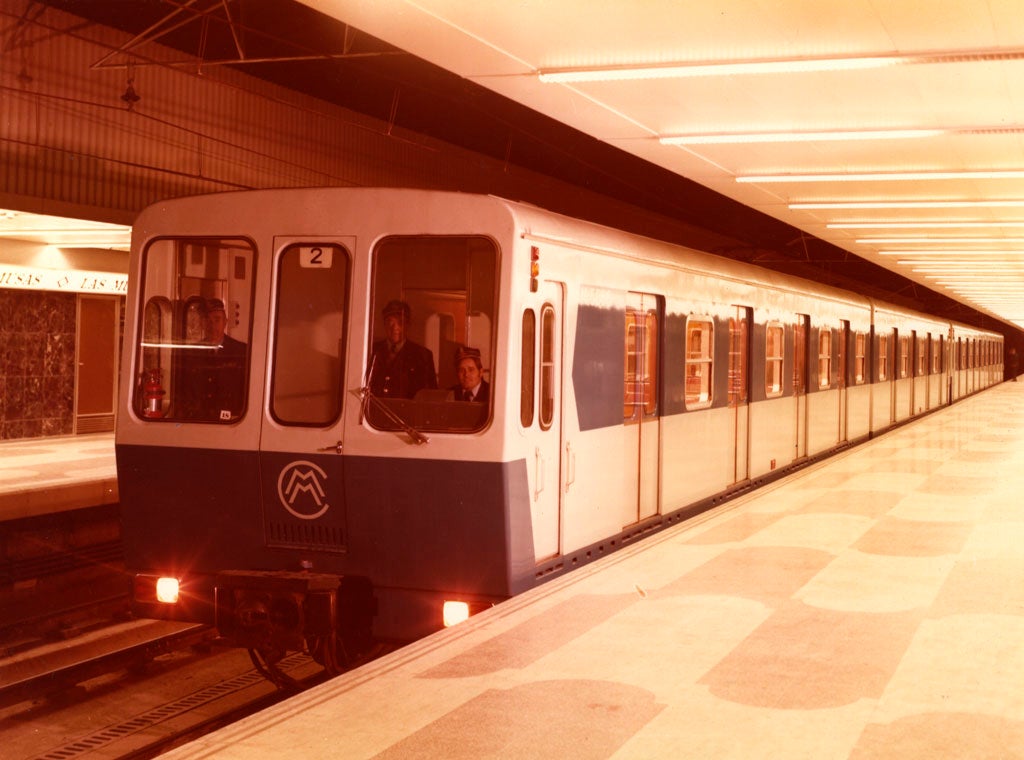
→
(818, 328, 832, 389)
(540, 304, 556, 429)
(877, 333, 889, 382)
(133, 237, 255, 423)
(916, 333, 928, 376)
(899, 335, 910, 378)
(728, 311, 749, 404)
(685, 317, 713, 409)
(367, 235, 498, 434)
(765, 322, 784, 398)
(932, 336, 942, 374)
(271, 244, 350, 426)
(521, 309, 536, 427)
(853, 332, 867, 384)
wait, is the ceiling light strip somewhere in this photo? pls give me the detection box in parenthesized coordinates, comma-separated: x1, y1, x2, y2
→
(856, 237, 1024, 244)
(830, 222, 1024, 229)
(660, 129, 942, 145)
(792, 200, 1024, 209)
(740, 170, 1024, 183)
(537, 46, 1024, 82)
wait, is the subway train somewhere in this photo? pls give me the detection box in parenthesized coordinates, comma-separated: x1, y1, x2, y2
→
(116, 188, 1004, 679)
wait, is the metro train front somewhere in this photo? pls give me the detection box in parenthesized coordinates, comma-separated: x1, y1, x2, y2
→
(116, 189, 533, 675)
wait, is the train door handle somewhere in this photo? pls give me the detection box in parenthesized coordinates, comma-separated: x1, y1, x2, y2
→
(317, 440, 343, 454)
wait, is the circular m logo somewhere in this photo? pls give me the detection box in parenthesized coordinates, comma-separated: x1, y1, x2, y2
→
(277, 460, 330, 520)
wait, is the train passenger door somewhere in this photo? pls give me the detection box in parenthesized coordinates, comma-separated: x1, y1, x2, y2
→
(729, 306, 752, 485)
(527, 282, 564, 561)
(625, 293, 661, 523)
(259, 240, 353, 551)
(838, 320, 849, 443)
(793, 314, 809, 461)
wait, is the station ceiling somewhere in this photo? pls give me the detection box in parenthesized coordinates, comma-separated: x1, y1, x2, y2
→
(22, 0, 1024, 335)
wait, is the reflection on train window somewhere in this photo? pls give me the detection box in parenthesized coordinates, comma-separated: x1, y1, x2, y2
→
(521, 309, 536, 427)
(540, 305, 556, 429)
(765, 323, 784, 397)
(624, 309, 658, 418)
(877, 333, 889, 382)
(133, 237, 254, 423)
(899, 335, 910, 378)
(728, 312, 749, 404)
(818, 328, 832, 388)
(685, 317, 713, 409)
(366, 236, 497, 434)
(854, 332, 867, 384)
(271, 244, 350, 426)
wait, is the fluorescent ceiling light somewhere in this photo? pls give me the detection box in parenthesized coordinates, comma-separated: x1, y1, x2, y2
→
(739, 170, 1024, 183)
(830, 222, 1024, 229)
(660, 129, 941, 145)
(537, 46, 1024, 83)
(792, 200, 1024, 209)
(538, 55, 901, 82)
(876, 254, 1024, 260)
(857, 237, 1024, 244)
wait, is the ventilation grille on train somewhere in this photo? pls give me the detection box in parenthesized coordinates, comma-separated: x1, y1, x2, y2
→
(266, 521, 346, 553)
(76, 414, 115, 434)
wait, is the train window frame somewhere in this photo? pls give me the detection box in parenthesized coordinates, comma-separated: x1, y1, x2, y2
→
(365, 234, 499, 435)
(818, 327, 832, 389)
(132, 236, 256, 424)
(269, 243, 351, 427)
(899, 335, 910, 379)
(684, 316, 714, 410)
(765, 322, 785, 398)
(916, 333, 928, 376)
(853, 331, 867, 385)
(521, 309, 536, 428)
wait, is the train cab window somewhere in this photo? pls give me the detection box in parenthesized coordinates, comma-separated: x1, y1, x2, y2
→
(684, 317, 713, 409)
(271, 244, 350, 425)
(818, 329, 832, 389)
(132, 237, 255, 423)
(899, 335, 911, 378)
(366, 235, 498, 434)
(521, 309, 536, 427)
(853, 332, 867, 384)
(765, 323, 784, 398)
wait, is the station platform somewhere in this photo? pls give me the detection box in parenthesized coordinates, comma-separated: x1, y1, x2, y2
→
(167, 381, 1024, 759)
(0, 433, 117, 521)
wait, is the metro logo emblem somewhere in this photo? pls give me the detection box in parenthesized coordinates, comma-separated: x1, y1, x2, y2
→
(277, 460, 330, 520)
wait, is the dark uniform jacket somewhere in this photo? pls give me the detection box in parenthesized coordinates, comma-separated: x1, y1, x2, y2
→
(369, 339, 437, 399)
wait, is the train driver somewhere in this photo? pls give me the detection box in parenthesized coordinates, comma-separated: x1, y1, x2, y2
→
(450, 345, 490, 403)
(368, 299, 438, 399)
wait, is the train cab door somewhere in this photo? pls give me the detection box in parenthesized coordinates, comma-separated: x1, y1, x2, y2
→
(793, 314, 810, 462)
(528, 282, 565, 562)
(625, 293, 661, 523)
(257, 240, 353, 552)
(728, 306, 752, 485)
(838, 320, 849, 443)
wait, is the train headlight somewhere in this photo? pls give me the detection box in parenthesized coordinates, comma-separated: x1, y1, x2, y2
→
(156, 577, 180, 604)
(443, 600, 470, 627)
